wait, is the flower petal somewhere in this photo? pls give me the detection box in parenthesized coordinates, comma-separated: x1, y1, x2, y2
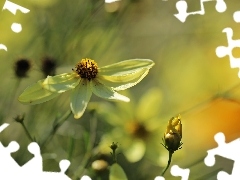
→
(91, 80, 130, 102)
(136, 88, 162, 121)
(42, 73, 80, 93)
(18, 80, 60, 105)
(70, 79, 92, 119)
(124, 139, 146, 162)
(98, 59, 154, 75)
(98, 59, 154, 91)
(98, 68, 149, 91)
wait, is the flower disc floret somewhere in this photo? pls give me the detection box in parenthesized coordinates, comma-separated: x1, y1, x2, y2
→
(73, 58, 98, 81)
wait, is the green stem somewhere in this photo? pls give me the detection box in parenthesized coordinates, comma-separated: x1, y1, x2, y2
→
(112, 150, 117, 163)
(72, 111, 97, 180)
(67, 136, 75, 162)
(4, 79, 21, 114)
(40, 109, 72, 149)
(161, 151, 173, 176)
(20, 121, 34, 142)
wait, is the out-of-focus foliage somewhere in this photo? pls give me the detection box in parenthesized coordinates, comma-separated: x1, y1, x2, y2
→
(1, 0, 240, 179)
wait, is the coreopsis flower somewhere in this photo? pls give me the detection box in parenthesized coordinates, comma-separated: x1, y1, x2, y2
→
(97, 88, 164, 163)
(162, 114, 182, 153)
(18, 58, 154, 119)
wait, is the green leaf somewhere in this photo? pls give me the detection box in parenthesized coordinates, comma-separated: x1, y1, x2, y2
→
(42, 73, 80, 93)
(109, 163, 128, 180)
(90, 80, 130, 102)
(70, 79, 92, 119)
(18, 80, 60, 105)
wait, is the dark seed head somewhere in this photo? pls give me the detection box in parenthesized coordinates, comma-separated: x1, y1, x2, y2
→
(41, 56, 57, 77)
(73, 58, 98, 81)
(14, 58, 31, 78)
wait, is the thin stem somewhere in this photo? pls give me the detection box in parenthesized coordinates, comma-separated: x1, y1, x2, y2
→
(72, 111, 97, 180)
(161, 151, 173, 176)
(110, 142, 119, 163)
(20, 121, 35, 142)
(40, 109, 72, 149)
(4, 78, 21, 114)
(112, 150, 117, 163)
(67, 136, 75, 162)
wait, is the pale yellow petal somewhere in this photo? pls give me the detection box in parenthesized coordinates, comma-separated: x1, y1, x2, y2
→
(70, 79, 92, 119)
(91, 80, 130, 102)
(124, 139, 146, 162)
(42, 73, 80, 93)
(18, 80, 60, 105)
(98, 59, 154, 91)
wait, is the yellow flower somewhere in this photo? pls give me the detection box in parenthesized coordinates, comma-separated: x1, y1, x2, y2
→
(97, 88, 164, 163)
(162, 114, 183, 153)
(18, 58, 154, 119)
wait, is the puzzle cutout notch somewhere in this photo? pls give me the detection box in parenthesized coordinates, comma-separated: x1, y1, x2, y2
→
(154, 165, 190, 180)
(204, 132, 240, 180)
(0, 123, 71, 180)
(174, 0, 227, 22)
(1, 122, 240, 179)
(215, 11, 240, 78)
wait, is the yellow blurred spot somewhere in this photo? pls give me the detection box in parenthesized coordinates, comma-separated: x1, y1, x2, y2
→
(232, 47, 240, 58)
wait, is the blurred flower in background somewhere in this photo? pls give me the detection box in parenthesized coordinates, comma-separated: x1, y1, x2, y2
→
(97, 88, 167, 165)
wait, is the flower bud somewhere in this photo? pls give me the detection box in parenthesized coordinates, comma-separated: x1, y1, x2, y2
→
(14, 114, 25, 123)
(162, 114, 183, 152)
(164, 132, 181, 152)
(165, 114, 182, 138)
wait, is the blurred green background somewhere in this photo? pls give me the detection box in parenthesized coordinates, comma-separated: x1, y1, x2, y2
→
(1, 0, 240, 179)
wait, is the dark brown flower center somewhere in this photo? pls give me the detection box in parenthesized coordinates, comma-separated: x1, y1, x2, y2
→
(73, 58, 98, 81)
(126, 121, 149, 139)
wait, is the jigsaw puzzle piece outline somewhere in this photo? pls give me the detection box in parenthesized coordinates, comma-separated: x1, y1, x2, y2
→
(204, 132, 240, 179)
(215, 11, 240, 77)
(171, 165, 190, 180)
(21, 142, 43, 173)
(233, 11, 240, 23)
(0, 141, 20, 172)
(154, 165, 189, 180)
(174, 0, 227, 22)
(39, 159, 71, 180)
